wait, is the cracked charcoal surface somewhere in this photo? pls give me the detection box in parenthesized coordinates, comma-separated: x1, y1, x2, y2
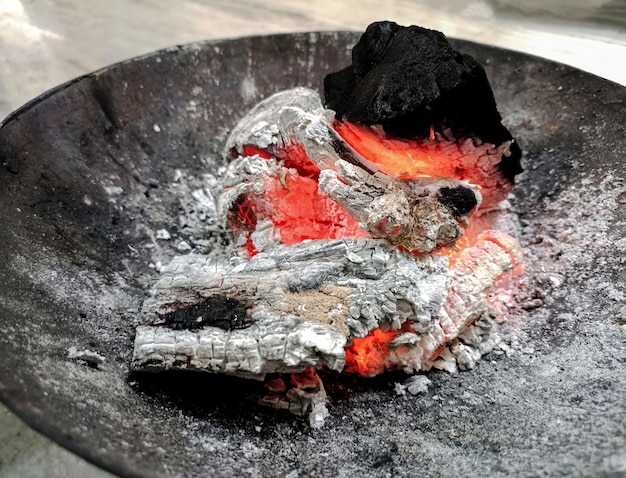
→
(222, 88, 481, 251)
(324, 21, 522, 181)
(159, 296, 250, 331)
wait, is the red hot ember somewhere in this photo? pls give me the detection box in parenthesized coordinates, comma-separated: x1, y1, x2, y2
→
(132, 21, 524, 427)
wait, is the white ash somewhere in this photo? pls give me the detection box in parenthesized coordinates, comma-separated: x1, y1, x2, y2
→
(176, 240, 192, 252)
(382, 230, 522, 375)
(67, 346, 106, 367)
(132, 238, 450, 378)
(319, 160, 474, 253)
(403, 375, 431, 395)
(142, 167, 233, 263)
(499, 171, 626, 342)
(156, 229, 171, 240)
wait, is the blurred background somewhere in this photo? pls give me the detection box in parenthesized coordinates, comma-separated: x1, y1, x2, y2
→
(0, 0, 624, 476)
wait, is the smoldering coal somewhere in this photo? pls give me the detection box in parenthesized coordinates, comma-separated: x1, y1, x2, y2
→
(324, 21, 522, 181)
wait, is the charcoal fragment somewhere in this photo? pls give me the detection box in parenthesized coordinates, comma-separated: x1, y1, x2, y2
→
(159, 296, 250, 331)
(324, 21, 522, 180)
(437, 186, 479, 217)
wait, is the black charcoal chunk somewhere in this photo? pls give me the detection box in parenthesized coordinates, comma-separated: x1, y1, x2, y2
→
(324, 21, 521, 179)
(437, 186, 479, 217)
(160, 296, 250, 331)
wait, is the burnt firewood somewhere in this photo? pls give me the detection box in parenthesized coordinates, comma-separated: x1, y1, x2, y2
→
(260, 367, 329, 428)
(132, 232, 521, 378)
(132, 238, 450, 378)
(324, 21, 518, 148)
(133, 24, 525, 428)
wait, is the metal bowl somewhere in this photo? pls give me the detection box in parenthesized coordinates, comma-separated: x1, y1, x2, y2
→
(0, 32, 624, 478)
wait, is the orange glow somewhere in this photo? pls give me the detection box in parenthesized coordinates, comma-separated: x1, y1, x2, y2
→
(234, 119, 522, 378)
(243, 145, 273, 160)
(258, 139, 366, 245)
(334, 120, 463, 180)
(231, 142, 368, 257)
(344, 322, 416, 377)
(344, 328, 397, 377)
(278, 143, 321, 178)
(226, 195, 259, 257)
(262, 172, 368, 245)
(435, 233, 473, 264)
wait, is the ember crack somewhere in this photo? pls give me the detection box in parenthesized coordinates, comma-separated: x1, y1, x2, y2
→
(132, 21, 524, 428)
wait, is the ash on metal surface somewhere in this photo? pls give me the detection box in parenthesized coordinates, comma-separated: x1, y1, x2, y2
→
(1, 29, 624, 478)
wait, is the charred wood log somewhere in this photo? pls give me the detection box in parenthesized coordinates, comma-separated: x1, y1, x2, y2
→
(132, 231, 521, 378)
(323, 20, 522, 204)
(132, 237, 450, 378)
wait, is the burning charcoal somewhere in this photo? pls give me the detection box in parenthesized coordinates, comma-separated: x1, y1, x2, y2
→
(260, 368, 328, 428)
(265, 377, 287, 393)
(132, 22, 525, 428)
(343, 230, 522, 376)
(324, 21, 522, 207)
(221, 88, 481, 253)
(318, 159, 478, 252)
(289, 367, 320, 390)
(133, 231, 520, 379)
(132, 238, 450, 378)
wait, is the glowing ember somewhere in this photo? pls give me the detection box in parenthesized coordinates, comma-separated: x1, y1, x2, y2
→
(226, 195, 259, 257)
(344, 322, 422, 377)
(344, 328, 398, 377)
(344, 228, 522, 378)
(333, 120, 517, 208)
(262, 173, 367, 246)
(218, 86, 522, 380)
(334, 120, 458, 180)
(133, 21, 526, 428)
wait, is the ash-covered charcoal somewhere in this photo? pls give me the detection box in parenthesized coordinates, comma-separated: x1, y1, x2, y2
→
(221, 88, 481, 253)
(324, 21, 522, 208)
(132, 21, 525, 428)
(132, 238, 451, 377)
(343, 230, 522, 376)
(132, 231, 519, 378)
(260, 367, 329, 429)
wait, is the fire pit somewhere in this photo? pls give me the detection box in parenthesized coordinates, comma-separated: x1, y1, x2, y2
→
(0, 31, 625, 477)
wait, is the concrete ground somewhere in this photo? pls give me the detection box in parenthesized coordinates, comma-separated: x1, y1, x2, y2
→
(0, 1, 624, 477)
(0, 406, 114, 478)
